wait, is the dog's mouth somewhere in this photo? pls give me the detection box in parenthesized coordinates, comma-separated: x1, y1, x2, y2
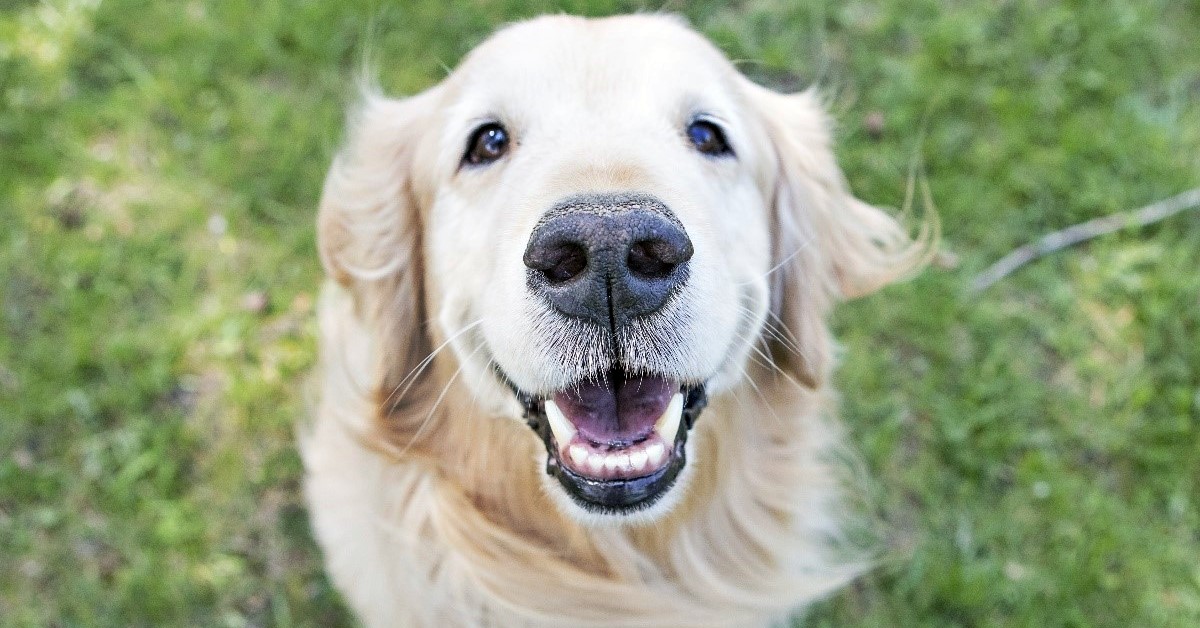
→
(512, 367, 708, 514)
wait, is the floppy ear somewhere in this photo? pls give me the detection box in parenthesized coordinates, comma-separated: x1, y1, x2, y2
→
(748, 86, 931, 388)
(317, 88, 442, 441)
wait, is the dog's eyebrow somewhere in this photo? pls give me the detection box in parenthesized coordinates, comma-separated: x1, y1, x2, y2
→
(464, 113, 503, 128)
(678, 88, 734, 120)
(688, 110, 732, 125)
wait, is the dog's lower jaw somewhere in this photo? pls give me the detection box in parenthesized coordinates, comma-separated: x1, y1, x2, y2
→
(546, 440, 685, 512)
(538, 433, 701, 527)
(518, 378, 709, 517)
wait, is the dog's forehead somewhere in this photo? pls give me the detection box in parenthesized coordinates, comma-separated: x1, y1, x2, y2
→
(450, 15, 739, 111)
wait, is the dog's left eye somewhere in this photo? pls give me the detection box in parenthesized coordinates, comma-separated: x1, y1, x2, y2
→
(464, 123, 511, 166)
(686, 120, 733, 157)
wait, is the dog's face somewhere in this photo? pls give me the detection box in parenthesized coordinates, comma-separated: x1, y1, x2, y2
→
(424, 17, 776, 518)
(319, 15, 918, 522)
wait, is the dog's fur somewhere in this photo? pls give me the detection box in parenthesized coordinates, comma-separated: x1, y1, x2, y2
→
(302, 14, 926, 627)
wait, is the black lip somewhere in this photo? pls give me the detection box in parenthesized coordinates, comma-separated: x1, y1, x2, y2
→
(546, 437, 687, 513)
(512, 377, 708, 515)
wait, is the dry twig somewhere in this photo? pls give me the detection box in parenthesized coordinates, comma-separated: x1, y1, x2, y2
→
(969, 187, 1200, 294)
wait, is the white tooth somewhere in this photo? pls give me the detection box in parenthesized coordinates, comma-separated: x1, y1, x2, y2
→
(629, 450, 648, 471)
(587, 454, 604, 474)
(603, 455, 620, 473)
(569, 445, 589, 468)
(616, 453, 630, 472)
(544, 399, 577, 445)
(646, 442, 666, 468)
(653, 393, 685, 442)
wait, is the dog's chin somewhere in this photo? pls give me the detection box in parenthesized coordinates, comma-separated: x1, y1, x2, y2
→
(538, 435, 699, 526)
(507, 367, 709, 520)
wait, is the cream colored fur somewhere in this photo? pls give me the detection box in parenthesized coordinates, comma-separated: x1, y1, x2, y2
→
(302, 14, 927, 627)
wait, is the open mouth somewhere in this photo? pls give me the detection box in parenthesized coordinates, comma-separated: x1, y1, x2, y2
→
(513, 368, 708, 514)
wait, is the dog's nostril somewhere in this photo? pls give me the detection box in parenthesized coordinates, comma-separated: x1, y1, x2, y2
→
(627, 238, 692, 279)
(627, 241, 673, 278)
(538, 243, 588, 283)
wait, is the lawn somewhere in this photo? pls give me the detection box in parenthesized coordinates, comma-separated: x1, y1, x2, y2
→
(2, 0, 1198, 626)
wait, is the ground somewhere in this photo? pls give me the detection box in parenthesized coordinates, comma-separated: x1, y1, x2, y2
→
(2, 1, 1198, 626)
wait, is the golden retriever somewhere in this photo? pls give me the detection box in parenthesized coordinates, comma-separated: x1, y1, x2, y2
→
(302, 14, 926, 627)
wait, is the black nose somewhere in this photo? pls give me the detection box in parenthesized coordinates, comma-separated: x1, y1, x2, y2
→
(523, 193, 693, 329)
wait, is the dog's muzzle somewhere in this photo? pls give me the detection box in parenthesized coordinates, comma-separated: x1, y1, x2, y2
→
(511, 192, 707, 513)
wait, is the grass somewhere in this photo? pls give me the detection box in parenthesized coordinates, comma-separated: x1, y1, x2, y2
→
(1, 0, 1198, 626)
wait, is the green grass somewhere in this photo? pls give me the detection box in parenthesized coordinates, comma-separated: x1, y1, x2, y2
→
(2, 0, 1198, 626)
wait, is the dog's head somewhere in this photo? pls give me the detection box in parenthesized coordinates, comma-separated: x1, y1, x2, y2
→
(319, 15, 923, 522)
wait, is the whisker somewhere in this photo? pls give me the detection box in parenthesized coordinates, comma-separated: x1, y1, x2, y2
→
(735, 235, 815, 287)
(739, 310, 791, 354)
(734, 303, 804, 359)
(381, 317, 485, 414)
(723, 337, 792, 433)
(730, 326, 807, 394)
(395, 336, 488, 458)
(758, 306, 807, 357)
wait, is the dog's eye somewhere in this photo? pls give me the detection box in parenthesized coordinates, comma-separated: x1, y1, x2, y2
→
(464, 123, 510, 166)
(686, 120, 733, 157)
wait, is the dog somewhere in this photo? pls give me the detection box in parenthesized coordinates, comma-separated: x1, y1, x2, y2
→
(302, 14, 926, 627)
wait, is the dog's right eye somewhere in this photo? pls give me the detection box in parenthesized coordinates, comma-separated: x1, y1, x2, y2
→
(463, 123, 510, 166)
(685, 119, 733, 157)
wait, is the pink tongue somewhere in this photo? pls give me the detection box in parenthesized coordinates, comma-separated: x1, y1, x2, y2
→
(552, 372, 676, 445)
